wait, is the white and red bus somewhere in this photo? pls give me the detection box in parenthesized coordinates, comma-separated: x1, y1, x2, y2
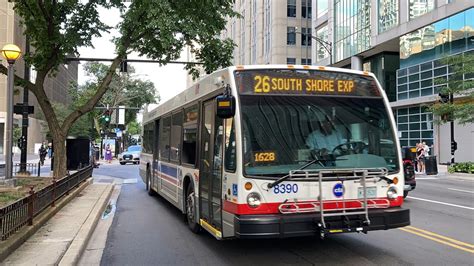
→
(140, 65, 410, 239)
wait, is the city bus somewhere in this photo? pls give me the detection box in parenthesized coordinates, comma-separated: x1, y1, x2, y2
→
(139, 65, 410, 239)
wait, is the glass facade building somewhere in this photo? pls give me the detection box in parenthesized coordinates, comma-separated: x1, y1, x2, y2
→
(334, 0, 371, 62)
(396, 8, 474, 147)
(409, 0, 435, 20)
(378, 0, 399, 33)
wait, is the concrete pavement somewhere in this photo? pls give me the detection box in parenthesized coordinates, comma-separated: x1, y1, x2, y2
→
(2, 181, 114, 265)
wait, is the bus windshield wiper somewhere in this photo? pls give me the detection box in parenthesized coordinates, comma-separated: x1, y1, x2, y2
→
(267, 158, 327, 189)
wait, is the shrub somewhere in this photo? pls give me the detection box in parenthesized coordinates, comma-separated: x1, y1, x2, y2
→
(448, 162, 474, 174)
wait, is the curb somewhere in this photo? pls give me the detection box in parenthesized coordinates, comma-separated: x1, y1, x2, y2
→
(0, 178, 93, 262)
(58, 183, 114, 265)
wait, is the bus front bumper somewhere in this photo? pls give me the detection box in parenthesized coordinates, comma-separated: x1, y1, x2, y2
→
(234, 207, 410, 239)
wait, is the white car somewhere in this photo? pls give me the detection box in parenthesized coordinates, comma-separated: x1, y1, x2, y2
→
(119, 145, 141, 165)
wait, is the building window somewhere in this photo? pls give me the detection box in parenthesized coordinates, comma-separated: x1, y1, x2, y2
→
(287, 27, 296, 45)
(301, 27, 312, 46)
(240, 9, 245, 64)
(287, 0, 296, 17)
(317, 0, 328, 18)
(287, 58, 296, 64)
(334, 0, 371, 62)
(302, 0, 312, 19)
(378, 0, 399, 33)
(409, 0, 435, 20)
(316, 25, 329, 61)
(301, 58, 311, 65)
(396, 107, 433, 147)
(264, 0, 272, 63)
(251, 0, 257, 64)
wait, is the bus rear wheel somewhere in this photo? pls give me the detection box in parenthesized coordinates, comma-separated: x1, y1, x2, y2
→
(186, 183, 200, 233)
(146, 169, 155, 196)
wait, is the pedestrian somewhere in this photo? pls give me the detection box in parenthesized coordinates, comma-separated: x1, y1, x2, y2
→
(416, 142, 425, 173)
(422, 141, 430, 157)
(105, 144, 112, 164)
(47, 143, 52, 159)
(39, 142, 48, 166)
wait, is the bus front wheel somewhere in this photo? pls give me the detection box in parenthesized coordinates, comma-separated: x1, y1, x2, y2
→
(186, 183, 200, 233)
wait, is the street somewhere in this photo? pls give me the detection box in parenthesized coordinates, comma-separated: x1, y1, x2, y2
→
(88, 163, 473, 265)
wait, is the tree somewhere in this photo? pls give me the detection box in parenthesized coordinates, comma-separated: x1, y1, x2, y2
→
(430, 53, 474, 124)
(0, 1, 237, 177)
(77, 62, 157, 136)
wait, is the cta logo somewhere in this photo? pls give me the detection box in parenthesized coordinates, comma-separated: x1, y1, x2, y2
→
(333, 183, 344, 197)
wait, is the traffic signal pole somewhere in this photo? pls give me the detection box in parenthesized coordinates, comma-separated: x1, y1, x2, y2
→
(450, 93, 455, 164)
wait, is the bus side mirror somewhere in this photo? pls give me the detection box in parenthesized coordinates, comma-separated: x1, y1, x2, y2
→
(216, 94, 236, 119)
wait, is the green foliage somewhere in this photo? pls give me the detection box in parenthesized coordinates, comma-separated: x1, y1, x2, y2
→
(6, 0, 238, 177)
(430, 53, 474, 125)
(126, 120, 141, 135)
(447, 162, 474, 174)
(77, 62, 158, 128)
(13, 0, 124, 74)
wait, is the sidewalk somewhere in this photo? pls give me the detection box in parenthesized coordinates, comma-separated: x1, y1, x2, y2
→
(2, 181, 114, 265)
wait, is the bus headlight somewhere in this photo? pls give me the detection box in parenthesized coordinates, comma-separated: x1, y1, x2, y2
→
(247, 192, 261, 208)
(387, 186, 398, 200)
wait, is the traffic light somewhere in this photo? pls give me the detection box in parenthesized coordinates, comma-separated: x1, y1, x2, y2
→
(451, 141, 457, 153)
(438, 92, 449, 104)
(100, 110, 111, 126)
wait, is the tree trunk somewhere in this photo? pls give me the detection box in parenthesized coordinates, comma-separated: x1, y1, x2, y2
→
(52, 133, 67, 178)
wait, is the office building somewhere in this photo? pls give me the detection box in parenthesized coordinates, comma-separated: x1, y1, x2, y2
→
(313, 0, 473, 163)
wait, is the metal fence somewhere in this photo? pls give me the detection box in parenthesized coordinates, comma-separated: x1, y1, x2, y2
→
(0, 165, 93, 241)
(13, 163, 41, 177)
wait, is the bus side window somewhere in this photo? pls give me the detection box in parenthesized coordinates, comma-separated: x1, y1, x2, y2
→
(160, 116, 171, 161)
(182, 105, 198, 166)
(170, 111, 183, 163)
(225, 118, 236, 172)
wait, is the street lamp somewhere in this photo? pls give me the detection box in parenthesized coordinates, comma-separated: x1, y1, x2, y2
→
(1, 44, 22, 180)
(295, 27, 333, 65)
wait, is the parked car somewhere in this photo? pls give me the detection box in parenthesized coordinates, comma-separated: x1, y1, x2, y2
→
(119, 145, 141, 165)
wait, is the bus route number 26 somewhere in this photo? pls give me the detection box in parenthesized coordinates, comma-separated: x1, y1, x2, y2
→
(254, 75, 271, 93)
(273, 183, 299, 194)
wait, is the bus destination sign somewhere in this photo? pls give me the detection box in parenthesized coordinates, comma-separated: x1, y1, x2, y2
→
(234, 69, 381, 97)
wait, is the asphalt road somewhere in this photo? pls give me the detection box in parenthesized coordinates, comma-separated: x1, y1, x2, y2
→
(94, 163, 474, 265)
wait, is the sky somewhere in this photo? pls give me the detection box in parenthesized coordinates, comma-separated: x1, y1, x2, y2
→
(76, 6, 188, 111)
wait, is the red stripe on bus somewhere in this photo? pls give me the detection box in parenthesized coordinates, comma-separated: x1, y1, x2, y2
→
(159, 173, 178, 185)
(223, 197, 404, 215)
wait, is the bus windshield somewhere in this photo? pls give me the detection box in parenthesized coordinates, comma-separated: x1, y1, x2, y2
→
(240, 95, 400, 177)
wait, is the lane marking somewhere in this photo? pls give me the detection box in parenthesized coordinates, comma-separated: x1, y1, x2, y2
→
(400, 227, 474, 254)
(405, 226, 474, 249)
(447, 188, 474, 194)
(407, 196, 474, 210)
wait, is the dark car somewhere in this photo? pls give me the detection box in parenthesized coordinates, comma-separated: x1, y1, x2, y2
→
(403, 159, 416, 198)
(119, 145, 141, 165)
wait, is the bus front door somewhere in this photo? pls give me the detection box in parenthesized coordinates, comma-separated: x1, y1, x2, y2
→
(199, 100, 223, 233)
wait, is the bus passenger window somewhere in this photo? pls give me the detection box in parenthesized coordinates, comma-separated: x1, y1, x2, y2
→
(170, 111, 183, 162)
(182, 105, 198, 165)
(225, 118, 236, 172)
(159, 116, 171, 161)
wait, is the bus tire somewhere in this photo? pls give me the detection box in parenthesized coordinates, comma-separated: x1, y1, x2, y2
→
(147, 168, 155, 196)
(186, 182, 200, 233)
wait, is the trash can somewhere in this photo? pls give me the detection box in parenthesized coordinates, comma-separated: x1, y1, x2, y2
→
(67, 137, 91, 170)
(425, 155, 438, 175)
